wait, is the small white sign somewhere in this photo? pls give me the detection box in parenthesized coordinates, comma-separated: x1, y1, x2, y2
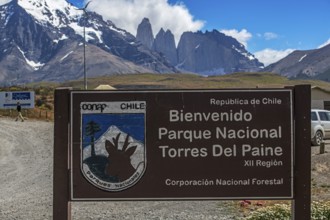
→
(0, 91, 35, 109)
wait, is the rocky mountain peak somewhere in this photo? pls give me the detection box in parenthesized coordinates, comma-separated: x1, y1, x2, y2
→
(153, 28, 177, 65)
(177, 30, 263, 74)
(135, 17, 264, 75)
(158, 28, 165, 35)
(136, 17, 154, 49)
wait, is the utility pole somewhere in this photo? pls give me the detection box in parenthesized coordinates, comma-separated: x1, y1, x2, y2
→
(78, 1, 92, 90)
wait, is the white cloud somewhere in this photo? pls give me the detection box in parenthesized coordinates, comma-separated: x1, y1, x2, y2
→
(220, 29, 252, 48)
(318, 38, 330, 49)
(0, 0, 11, 5)
(254, 48, 294, 67)
(84, 0, 204, 44)
(264, 32, 278, 40)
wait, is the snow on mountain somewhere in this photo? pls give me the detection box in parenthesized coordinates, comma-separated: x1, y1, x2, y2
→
(83, 125, 145, 169)
(17, 0, 104, 43)
(60, 50, 73, 61)
(298, 54, 307, 62)
(17, 45, 44, 70)
(14, 0, 139, 49)
(17, 0, 80, 27)
(0, 4, 14, 26)
(232, 45, 256, 61)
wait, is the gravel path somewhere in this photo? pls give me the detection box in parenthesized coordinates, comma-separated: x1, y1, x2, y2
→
(0, 118, 240, 220)
(311, 142, 330, 201)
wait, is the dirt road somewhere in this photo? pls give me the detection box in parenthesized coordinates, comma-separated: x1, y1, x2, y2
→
(311, 142, 330, 200)
(0, 118, 239, 220)
(0, 118, 52, 219)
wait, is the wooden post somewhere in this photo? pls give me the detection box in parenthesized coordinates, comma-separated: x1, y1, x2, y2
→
(292, 85, 311, 220)
(320, 141, 325, 154)
(53, 88, 71, 220)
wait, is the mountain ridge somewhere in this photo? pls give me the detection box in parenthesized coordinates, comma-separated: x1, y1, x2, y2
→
(0, 0, 176, 85)
(262, 44, 330, 81)
(3, 0, 328, 85)
(136, 18, 264, 75)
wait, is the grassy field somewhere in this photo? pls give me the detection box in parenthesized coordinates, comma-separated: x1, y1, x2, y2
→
(59, 72, 330, 90)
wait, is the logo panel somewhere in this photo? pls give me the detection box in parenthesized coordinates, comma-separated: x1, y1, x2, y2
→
(80, 101, 146, 191)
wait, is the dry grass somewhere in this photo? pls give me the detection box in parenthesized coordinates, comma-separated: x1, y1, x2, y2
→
(60, 72, 330, 90)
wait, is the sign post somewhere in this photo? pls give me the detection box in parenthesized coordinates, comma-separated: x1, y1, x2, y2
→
(53, 88, 71, 220)
(292, 85, 311, 219)
(53, 85, 311, 219)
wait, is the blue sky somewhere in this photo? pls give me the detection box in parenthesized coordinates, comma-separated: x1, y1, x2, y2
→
(69, 0, 330, 66)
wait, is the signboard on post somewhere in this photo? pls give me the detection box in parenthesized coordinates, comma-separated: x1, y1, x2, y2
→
(0, 91, 35, 109)
(70, 89, 293, 200)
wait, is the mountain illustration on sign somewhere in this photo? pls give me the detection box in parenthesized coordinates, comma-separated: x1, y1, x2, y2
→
(83, 124, 144, 183)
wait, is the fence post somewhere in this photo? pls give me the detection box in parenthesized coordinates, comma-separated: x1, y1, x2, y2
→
(53, 88, 71, 220)
(320, 141, 325, 154)
(292, 85, 311, 220)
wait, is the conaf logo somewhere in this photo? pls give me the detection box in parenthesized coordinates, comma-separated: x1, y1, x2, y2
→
(81, 103, 107, 113)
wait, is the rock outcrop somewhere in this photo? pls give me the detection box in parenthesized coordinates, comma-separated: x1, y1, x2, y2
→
(136, 18, 154, 50)
(153, 28, 177, 66)
(177, 30, 263, 75)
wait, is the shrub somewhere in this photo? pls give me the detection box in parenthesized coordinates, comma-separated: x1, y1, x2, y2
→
(36, 98, 45, 107)
(245, 204, 290, 220)
(312, 201, 330, 220)
(244, 201, 330, 220)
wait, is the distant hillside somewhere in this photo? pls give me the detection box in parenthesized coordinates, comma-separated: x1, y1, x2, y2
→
(263, 44, 330, 81)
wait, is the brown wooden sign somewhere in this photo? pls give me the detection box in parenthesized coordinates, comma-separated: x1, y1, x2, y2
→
(70, 89, 294, 200)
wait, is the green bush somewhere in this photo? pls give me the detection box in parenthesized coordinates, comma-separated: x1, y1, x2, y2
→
(312, 201, 330, 220)
(36, 98, 45, 107)
(244, 201, 330, 220)
(245, 204, 290, 220)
